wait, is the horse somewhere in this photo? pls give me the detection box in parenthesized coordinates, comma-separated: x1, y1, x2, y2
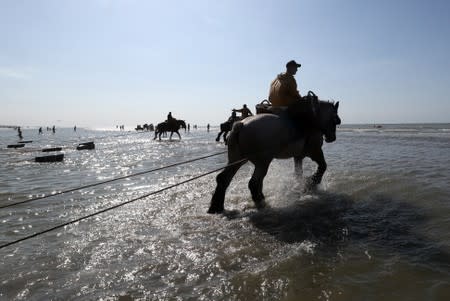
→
(208, 100, 341, 214)
(153, 119, 187, 140)
(215, 119, 239, 143)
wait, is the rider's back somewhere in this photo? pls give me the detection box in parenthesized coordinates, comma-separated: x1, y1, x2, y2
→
(269, 73, 300, 107)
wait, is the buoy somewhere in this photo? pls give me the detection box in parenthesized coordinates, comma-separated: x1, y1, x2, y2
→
(76, 142, 95, 150)
(7, 144, 25, 148)
(42, 147, 63, 152)
(35, 154, 64, 163)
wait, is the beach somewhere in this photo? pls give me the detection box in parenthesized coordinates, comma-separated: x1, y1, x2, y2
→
(1, 124, 449, 300)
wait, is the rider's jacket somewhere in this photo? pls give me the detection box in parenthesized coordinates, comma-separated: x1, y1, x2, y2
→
(269, 73, 301, 107)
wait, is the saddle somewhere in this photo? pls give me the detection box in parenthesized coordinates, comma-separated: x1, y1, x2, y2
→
(256, 91, 319, 116)
(255, 91, 321, 130)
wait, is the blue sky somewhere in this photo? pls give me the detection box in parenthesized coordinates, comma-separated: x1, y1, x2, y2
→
(1, 0, 449, 128)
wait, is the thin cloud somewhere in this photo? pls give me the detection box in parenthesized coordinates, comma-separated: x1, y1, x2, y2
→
(0, 67, 31, 80)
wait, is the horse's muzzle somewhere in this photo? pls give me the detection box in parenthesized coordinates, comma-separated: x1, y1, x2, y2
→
(325, 135, 336, 143)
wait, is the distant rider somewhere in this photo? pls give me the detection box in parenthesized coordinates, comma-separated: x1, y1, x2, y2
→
(166, 112, 176, 127)
(227, 111, 240, 123)
(233, 104, 253, 119)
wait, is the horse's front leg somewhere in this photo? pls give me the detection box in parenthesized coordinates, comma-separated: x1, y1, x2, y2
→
(216, 132, 222, 142)
(169, 131, 173, 140)
(175, 131, 181, 139)
(248, 160, 271, 209)
(294, 156, 303, 178)
(306, 148, 327, 189)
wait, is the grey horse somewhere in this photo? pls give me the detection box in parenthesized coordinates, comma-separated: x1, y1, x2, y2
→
(208, 100, 341, 214)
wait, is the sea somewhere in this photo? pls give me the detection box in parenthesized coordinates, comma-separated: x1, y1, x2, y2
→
(0, 123, 449, 301)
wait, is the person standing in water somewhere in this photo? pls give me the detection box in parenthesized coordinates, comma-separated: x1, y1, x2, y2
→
(17, 127, 23, 140)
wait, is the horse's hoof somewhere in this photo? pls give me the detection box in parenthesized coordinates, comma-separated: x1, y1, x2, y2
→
(255, 199, 267, 210)
(303, 177, 319, 193)
(207, 206, 224, 214)
(215, 138, 220, 142)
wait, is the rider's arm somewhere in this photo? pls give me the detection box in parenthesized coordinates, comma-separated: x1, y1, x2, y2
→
(287, 76, 302, 99)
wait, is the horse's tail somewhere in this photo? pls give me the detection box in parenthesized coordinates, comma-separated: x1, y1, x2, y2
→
(226, 121, 244, 162)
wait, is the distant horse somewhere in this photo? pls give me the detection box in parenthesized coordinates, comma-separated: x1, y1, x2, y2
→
(153, 119, 187, 140)
(208, 101, 341, 213)
(215, 118, 239, 143)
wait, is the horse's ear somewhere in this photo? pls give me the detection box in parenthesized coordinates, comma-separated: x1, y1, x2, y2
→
(334, 101, 339, 110)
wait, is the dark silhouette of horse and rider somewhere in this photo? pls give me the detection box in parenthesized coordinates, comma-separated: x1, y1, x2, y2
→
(216, 104, 253, 143)
(153, 112, 187, 140)
(208, 59, 342, 213)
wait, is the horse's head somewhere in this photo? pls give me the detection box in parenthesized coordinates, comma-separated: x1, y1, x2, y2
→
(318, 101, 341, 143)
(178, 120, 187, 129)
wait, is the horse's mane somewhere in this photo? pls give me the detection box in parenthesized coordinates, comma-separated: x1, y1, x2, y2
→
(319, 99, 336, 106)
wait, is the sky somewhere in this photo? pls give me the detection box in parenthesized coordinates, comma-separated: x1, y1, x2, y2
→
(1, 0, 449, 128)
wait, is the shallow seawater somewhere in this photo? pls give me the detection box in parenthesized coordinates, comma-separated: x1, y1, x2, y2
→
(0, 124, 449, 300)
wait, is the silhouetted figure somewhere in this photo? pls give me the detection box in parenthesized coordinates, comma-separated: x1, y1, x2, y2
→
(166, 112, 177, 128)
(269, 59, 302, 107)
(17, 127, 23, 140)
(74, 125, 77, 132)
(216, 111, 240, 143)
(207, 124, 210, 132)
(188, 123, 190, 132)
(267, 59, 319, 124)
(38, 127, 43, 134)
(228, 110, 239, 122)
(233, 104, 253, 119)
(52, 126, 55, 134)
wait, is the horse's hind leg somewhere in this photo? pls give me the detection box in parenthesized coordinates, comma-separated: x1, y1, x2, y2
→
(208, 161, 245, 214)
(223, 131, 229, 144)
(248, 160, 271, 209)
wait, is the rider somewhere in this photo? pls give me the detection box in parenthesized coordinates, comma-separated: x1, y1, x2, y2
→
(167, 112, 176, 127)
(227, 110, 240, 123)
(268, 60, 302, 107)
(233, 104, 253, 119)
(268, 60, 319, 128)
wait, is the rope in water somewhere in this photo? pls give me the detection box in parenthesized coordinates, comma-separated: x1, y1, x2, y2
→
(0, 150, 227, 209)
(0, 158, 247, 250)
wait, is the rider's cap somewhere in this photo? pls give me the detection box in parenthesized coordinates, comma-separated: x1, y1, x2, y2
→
(286, 60, 301, 68)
